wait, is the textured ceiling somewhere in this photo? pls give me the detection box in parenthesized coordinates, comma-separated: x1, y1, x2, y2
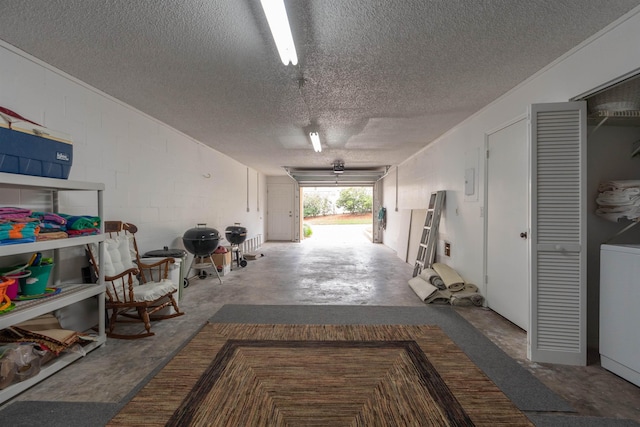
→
(0, 0, 639, 177)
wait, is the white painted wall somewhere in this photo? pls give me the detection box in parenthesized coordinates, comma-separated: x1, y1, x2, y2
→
(381, 166, 404, 258)
(0, 42, 266, 281)
(381, 9, 640, 345)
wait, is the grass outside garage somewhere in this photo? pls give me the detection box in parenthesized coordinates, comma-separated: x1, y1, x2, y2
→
(303, 213, 372, 225)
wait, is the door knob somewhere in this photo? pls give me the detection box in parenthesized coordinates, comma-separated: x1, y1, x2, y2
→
(520, 232, 528, 239)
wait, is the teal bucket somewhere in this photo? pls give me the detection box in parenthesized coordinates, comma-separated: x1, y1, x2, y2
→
(20, 264, 54, 296)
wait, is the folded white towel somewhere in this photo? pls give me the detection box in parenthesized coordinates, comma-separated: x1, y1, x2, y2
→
(598, 180, 640, 192)
(597, 205, 640, 213)
(596, 189, 640, 207)
(596, 207, 640, 222)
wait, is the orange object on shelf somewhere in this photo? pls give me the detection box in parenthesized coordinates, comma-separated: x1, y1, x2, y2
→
(0, 276, 15, 310)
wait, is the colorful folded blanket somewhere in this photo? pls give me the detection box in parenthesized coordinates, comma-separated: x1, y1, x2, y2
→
(60, 215, 101, 230)
(0, 237, 37, 245)
(0, 217, 39, 224)
(31, 211, 67, 225)
(0, 207, 32, 221)
(66, 228, 100, 236)
(0, 222, 40, 240)
(0, 207, 31, 215)
(38, 223, 65, 230)
(36, 231, 69, 241)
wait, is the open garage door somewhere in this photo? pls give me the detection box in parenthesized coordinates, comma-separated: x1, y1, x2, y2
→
(284, 165, 389, 187)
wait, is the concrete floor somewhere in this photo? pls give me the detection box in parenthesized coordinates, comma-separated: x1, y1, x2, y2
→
(8, 224, 640, 423)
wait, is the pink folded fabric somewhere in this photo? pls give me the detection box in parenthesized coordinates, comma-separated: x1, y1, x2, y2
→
(0, 207, 32, 221)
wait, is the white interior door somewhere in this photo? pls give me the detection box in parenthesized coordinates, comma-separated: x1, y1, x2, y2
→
(267, 183, 294, 241)
(486, 118, 529, 331)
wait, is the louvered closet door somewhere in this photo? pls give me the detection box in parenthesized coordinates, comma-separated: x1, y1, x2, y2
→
(529, 101, 586, 365)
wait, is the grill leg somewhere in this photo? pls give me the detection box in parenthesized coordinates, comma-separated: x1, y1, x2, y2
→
(208, 254, 223, 285)
(186, 256, 197, 280)
(230, 244, 246, 269)
(186, 255, 223, 285)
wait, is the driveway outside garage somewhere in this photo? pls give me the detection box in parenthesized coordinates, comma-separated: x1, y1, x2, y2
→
(302, 223, 372, 245)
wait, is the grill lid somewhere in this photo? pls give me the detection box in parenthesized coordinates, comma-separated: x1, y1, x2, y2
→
(225, 224, 247, 244)
(225, 225, 247, 235)
(183, 223, 220, 241)
(182, 224, 221, 256)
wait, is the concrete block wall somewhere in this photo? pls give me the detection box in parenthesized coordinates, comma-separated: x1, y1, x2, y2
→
(0, 41, 265, 282)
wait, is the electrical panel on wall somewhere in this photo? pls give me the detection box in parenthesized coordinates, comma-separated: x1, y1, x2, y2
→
(465, 168, 475, 196)
(464, 148, 479, 201)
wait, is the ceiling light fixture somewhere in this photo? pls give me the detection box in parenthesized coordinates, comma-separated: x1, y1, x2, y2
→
(260, 0, 298, 66)
(309, 132, 322, 152)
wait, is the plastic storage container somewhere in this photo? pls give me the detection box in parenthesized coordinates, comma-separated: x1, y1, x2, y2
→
(0, 114, 73, 179)
(20, 264, 54, 296)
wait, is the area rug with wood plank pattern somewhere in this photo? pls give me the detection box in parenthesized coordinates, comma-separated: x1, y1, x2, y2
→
(108, 323, 532, 426)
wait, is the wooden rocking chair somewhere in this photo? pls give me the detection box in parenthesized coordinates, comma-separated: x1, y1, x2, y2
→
(87, 221, 184, 339)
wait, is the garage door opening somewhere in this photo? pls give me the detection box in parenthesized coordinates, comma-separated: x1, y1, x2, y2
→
(302, 187, 373, 244)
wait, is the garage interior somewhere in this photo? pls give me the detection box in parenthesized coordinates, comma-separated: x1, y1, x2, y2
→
(6, 239, 639, 424)
(1, 1, 640, 425)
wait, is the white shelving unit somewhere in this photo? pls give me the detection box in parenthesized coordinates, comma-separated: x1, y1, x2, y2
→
(0, 172, 106, 403)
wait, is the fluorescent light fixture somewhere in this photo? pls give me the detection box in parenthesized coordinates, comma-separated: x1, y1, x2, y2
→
(260, 0, 298, 66)
(309, 132, 321, 152)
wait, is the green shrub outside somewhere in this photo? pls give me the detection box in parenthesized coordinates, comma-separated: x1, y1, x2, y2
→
(303, 223, 313, 237)
(336, 188, 372, 214)
(303, 194, 332, 217)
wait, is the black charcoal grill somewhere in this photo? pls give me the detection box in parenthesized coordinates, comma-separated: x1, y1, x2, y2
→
(225, 224, 248, 268)
(182, 224, 223, 284)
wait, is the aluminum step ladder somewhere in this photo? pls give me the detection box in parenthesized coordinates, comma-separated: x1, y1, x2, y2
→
(412, 190, 446, 277)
